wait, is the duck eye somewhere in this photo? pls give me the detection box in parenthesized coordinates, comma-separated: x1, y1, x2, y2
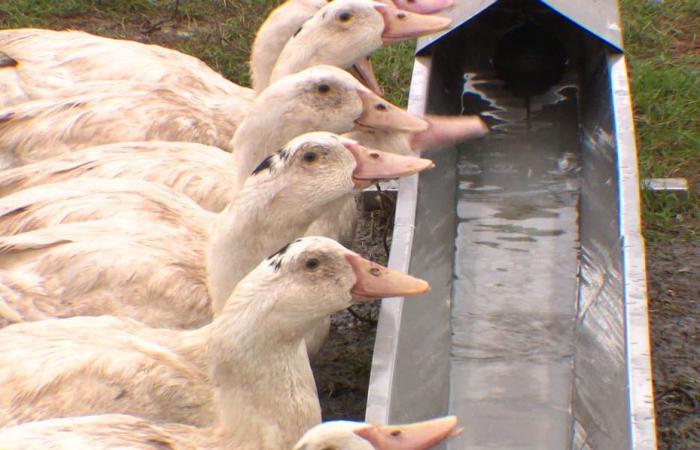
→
(318, 84, 330, 94)
(306, 258, 320, 270)
(303, 152, 318, 163)
(338, 11, 352, 22)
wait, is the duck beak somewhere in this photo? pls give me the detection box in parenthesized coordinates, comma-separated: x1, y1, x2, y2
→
(348, 56, 383, 95)
(354, 416, 463, 450)
(355, 90, 429, 132)
(374, 3, 452, 44)
(390, 0, 454, 15)
(344, 140, 434, 188)
(410, 115, 490, 154)
(345, 252, 430, 300)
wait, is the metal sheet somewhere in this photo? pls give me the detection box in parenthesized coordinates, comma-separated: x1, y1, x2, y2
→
(609, 54, 658, 450)
(366, 56, 453, 425)
(367, 6, 656, 449)
(452, 66, 581, 449)
(417, 0, 622, 52)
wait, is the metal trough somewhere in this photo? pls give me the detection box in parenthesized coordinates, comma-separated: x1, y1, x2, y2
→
(366, 1, 657, 449)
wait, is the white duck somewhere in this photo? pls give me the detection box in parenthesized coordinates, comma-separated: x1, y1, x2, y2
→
(294, 416, 462, 450)
(251, 0, 455, 92)
(0, 237, 429, 433)
(0, 0, 448, 110)
(267, 0, 450, 92)
(0, 133, 433, 330)
(0, 413, 459, 450)
(0, 65, 425, 171)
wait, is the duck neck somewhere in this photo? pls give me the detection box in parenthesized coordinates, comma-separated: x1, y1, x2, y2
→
(250, 0, 326, 93)
(228, 109, 310, 191)
(271, 37, 326, 85)
(206, 181, 326, 315)
(207, 292, 321, 450)
(170, 325, 213, 370)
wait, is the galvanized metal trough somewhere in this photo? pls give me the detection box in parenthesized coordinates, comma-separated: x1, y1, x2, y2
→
(365, 1, 657, 448)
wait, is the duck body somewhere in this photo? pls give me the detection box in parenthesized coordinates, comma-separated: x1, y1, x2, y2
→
(0, 84, 246, 170)
(0, 142, 234, 212)
(0, 28, 255, 108)
(0, 414, 218, 450)
(0, 177, 210, 236)
(0, 316, 213, 428)
(0, 216, 210, 329)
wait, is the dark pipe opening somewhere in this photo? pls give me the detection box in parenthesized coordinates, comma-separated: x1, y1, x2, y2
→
(492, 23, 568, 97)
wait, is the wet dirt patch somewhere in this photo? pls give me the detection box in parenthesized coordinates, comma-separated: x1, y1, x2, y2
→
(648, 240, 700, 449)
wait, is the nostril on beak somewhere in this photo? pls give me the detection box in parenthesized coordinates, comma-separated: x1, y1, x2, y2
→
(375, 103, 387, 111)
(369, 153, 380, 159)
(397, 12, 406, 19)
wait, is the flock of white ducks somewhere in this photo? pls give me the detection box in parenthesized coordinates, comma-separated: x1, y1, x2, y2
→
(0, 0, 485, 448)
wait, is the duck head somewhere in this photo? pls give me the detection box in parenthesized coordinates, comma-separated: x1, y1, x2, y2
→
(232, 66, 429, 192)
(243, 131, 434, 205)
(293, 416, 462, 450)
(272, 0, 451, 92)
(238, 236, 429, 328)
(247, 66, 428, 140)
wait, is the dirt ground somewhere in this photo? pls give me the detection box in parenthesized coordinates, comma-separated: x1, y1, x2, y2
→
(313, 194, 394, 420)
(647, 241, 700, 449)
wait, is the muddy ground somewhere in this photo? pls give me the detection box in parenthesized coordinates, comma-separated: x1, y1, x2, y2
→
(648, 241, 700, 449)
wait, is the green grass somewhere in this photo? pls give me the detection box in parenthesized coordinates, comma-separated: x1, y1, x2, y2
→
(0, 0, 156, 27)
(621, 0, 700, 241)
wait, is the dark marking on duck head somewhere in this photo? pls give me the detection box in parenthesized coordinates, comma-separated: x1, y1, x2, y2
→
(251, 154, 275, 175)
(278, 148, 291, 162)
(267, 242, 291, 272)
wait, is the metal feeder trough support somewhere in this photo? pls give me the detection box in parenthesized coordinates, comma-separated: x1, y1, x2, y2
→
(365, 1, 657, 449)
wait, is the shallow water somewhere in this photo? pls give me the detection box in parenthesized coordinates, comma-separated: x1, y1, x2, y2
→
(448, 70, 582, 449)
